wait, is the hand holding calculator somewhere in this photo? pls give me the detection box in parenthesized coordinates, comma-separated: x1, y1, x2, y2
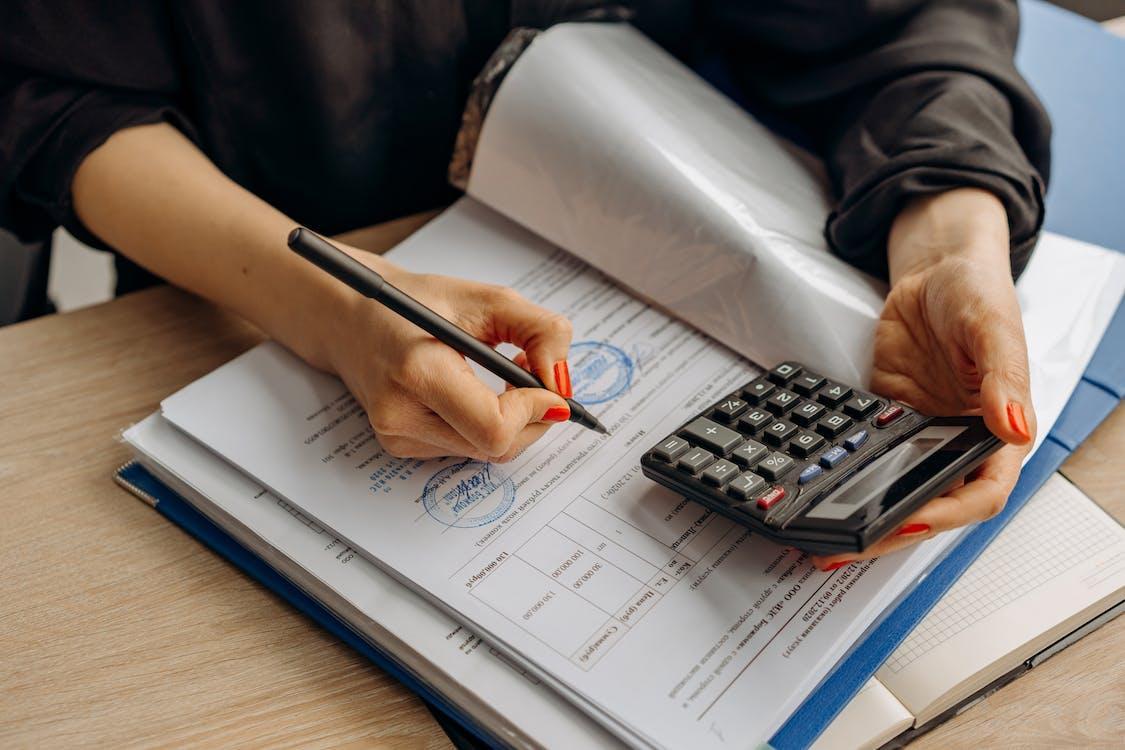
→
(641, 362, 1001, 553)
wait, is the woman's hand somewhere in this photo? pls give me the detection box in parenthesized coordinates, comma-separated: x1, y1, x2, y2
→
(71, 125, 574, 463)
(325, 250, 575, 462)
(813, 188, 1035, 570)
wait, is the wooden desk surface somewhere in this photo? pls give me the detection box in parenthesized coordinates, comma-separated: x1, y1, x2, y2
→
(1, 216, 1122, 747)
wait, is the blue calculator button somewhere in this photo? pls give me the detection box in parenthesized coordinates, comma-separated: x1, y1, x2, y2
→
(843, 430, 869, 451)
(798, 464, 823, 485)
(819, 445, 848, 468)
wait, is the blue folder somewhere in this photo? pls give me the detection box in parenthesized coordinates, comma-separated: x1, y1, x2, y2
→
(116, 2, 1123, 747)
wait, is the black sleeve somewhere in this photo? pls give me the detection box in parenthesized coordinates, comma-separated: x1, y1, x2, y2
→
(702, 0, 1051, 278)
(0, 2, 197, 247)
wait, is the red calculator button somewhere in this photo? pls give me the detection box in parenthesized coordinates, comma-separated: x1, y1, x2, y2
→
(875, 404, 904, 427)
(757, 485, 787, 510)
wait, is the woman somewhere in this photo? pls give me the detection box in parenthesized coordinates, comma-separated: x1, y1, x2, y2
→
(0, 1, 1048, 566)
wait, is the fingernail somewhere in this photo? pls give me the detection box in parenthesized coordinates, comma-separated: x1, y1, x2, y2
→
(895, 523, 931, 537)
(554, 361, 573, 399)
(1006, 402, 1030, 441)
(543, 405, 570, 423)
(821, 561, 849, 572)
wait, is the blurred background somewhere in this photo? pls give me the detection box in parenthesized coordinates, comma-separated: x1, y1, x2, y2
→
(1, 0, 1122, 325)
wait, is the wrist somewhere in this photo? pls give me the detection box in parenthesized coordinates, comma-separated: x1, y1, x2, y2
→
(887, 188, 1011, 285)
(292, 243, 409, 376)
(235, 219, 403, 374)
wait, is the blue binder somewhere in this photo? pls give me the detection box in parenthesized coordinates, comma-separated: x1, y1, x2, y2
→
(116, 2, 1123, 746)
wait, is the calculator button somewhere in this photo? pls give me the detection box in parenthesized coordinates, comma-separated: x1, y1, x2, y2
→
(702, 459, 739, 487)
(727, 472, 767, 501)
(756, 485, 787, 510)
(798, 464, 824, 485)
(731, 439, 768, 468)
(816, 381, 853, 407)
(678, 447, 714, 474)
(766, 390, 799, 415)
(757, 452, 796, 481)
(791, 399, 826, 426)
(712, 395, 749, 423)
(788, 430, 825, 458)
(815, 412, 853, 438)
(742, 378, 776, 404)
(875, 404, 905, 427)
(738, 408, 772, 433)
(843, 394, 881, 419)
(763, 419, 798, 447)
(653, 436, 690, 462)
(843, 430, 869, 451)
(819, 445, 849, 468)
(681, 418, 743, 455)
(767, 362, 803, 385)
(792, 372, 826, 396)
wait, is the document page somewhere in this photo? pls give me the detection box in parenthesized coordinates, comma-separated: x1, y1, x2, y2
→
(162, 201, 973, 747)
(124, 414, 621, 749)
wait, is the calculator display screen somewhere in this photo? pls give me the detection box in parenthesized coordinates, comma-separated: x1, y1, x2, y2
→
(804, 425, 968, 521)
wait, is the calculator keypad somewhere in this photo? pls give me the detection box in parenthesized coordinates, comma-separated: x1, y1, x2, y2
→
(646, 362, 918, 528)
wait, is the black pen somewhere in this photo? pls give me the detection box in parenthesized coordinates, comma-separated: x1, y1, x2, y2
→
(288, 228, 609, 436)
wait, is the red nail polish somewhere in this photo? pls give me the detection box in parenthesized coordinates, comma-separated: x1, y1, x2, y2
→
(895, 523, 931, 537)
(543, 405, 570, 423)
(1007, 402, 1030, 441)
(554, 361, 573, 399)
(822, 561, 848, 572)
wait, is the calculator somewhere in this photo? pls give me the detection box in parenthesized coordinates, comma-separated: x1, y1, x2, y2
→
(640, 362, 1002, 554)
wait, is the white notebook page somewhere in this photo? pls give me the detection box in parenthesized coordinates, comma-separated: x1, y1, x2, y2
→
(877, 474, 1125, 722)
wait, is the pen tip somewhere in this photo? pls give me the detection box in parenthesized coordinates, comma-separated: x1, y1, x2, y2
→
(596, 423, 610, 435)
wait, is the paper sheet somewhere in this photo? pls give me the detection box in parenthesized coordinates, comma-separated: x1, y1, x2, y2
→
(160, 198, 1121, 748)
(124, 414, 621, 749)
(466, 23, 885, 384)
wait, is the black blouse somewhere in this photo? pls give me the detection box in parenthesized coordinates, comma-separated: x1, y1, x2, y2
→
(0, 1, 1049, 284)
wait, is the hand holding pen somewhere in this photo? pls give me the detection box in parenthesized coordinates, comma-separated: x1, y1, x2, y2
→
(288, 229, 608, 462)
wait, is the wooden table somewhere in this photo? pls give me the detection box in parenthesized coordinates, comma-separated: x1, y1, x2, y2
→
(1, 214, 1122, 747)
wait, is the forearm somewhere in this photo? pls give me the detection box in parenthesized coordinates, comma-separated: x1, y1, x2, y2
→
(72, 122, 379, 371)
(887, 188, 1012, 285)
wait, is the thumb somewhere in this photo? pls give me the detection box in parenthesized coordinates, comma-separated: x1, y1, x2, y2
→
(497, 386, 572, 433)
(973, 315, 1035, 447)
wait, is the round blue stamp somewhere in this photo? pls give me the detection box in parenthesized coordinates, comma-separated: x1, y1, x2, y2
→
(569, 341, 634, 405)
(422, 460, 516, 528)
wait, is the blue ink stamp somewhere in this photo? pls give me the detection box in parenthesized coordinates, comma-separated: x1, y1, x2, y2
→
(569, 341, 634, 405)
(422, 460, 516, 528)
